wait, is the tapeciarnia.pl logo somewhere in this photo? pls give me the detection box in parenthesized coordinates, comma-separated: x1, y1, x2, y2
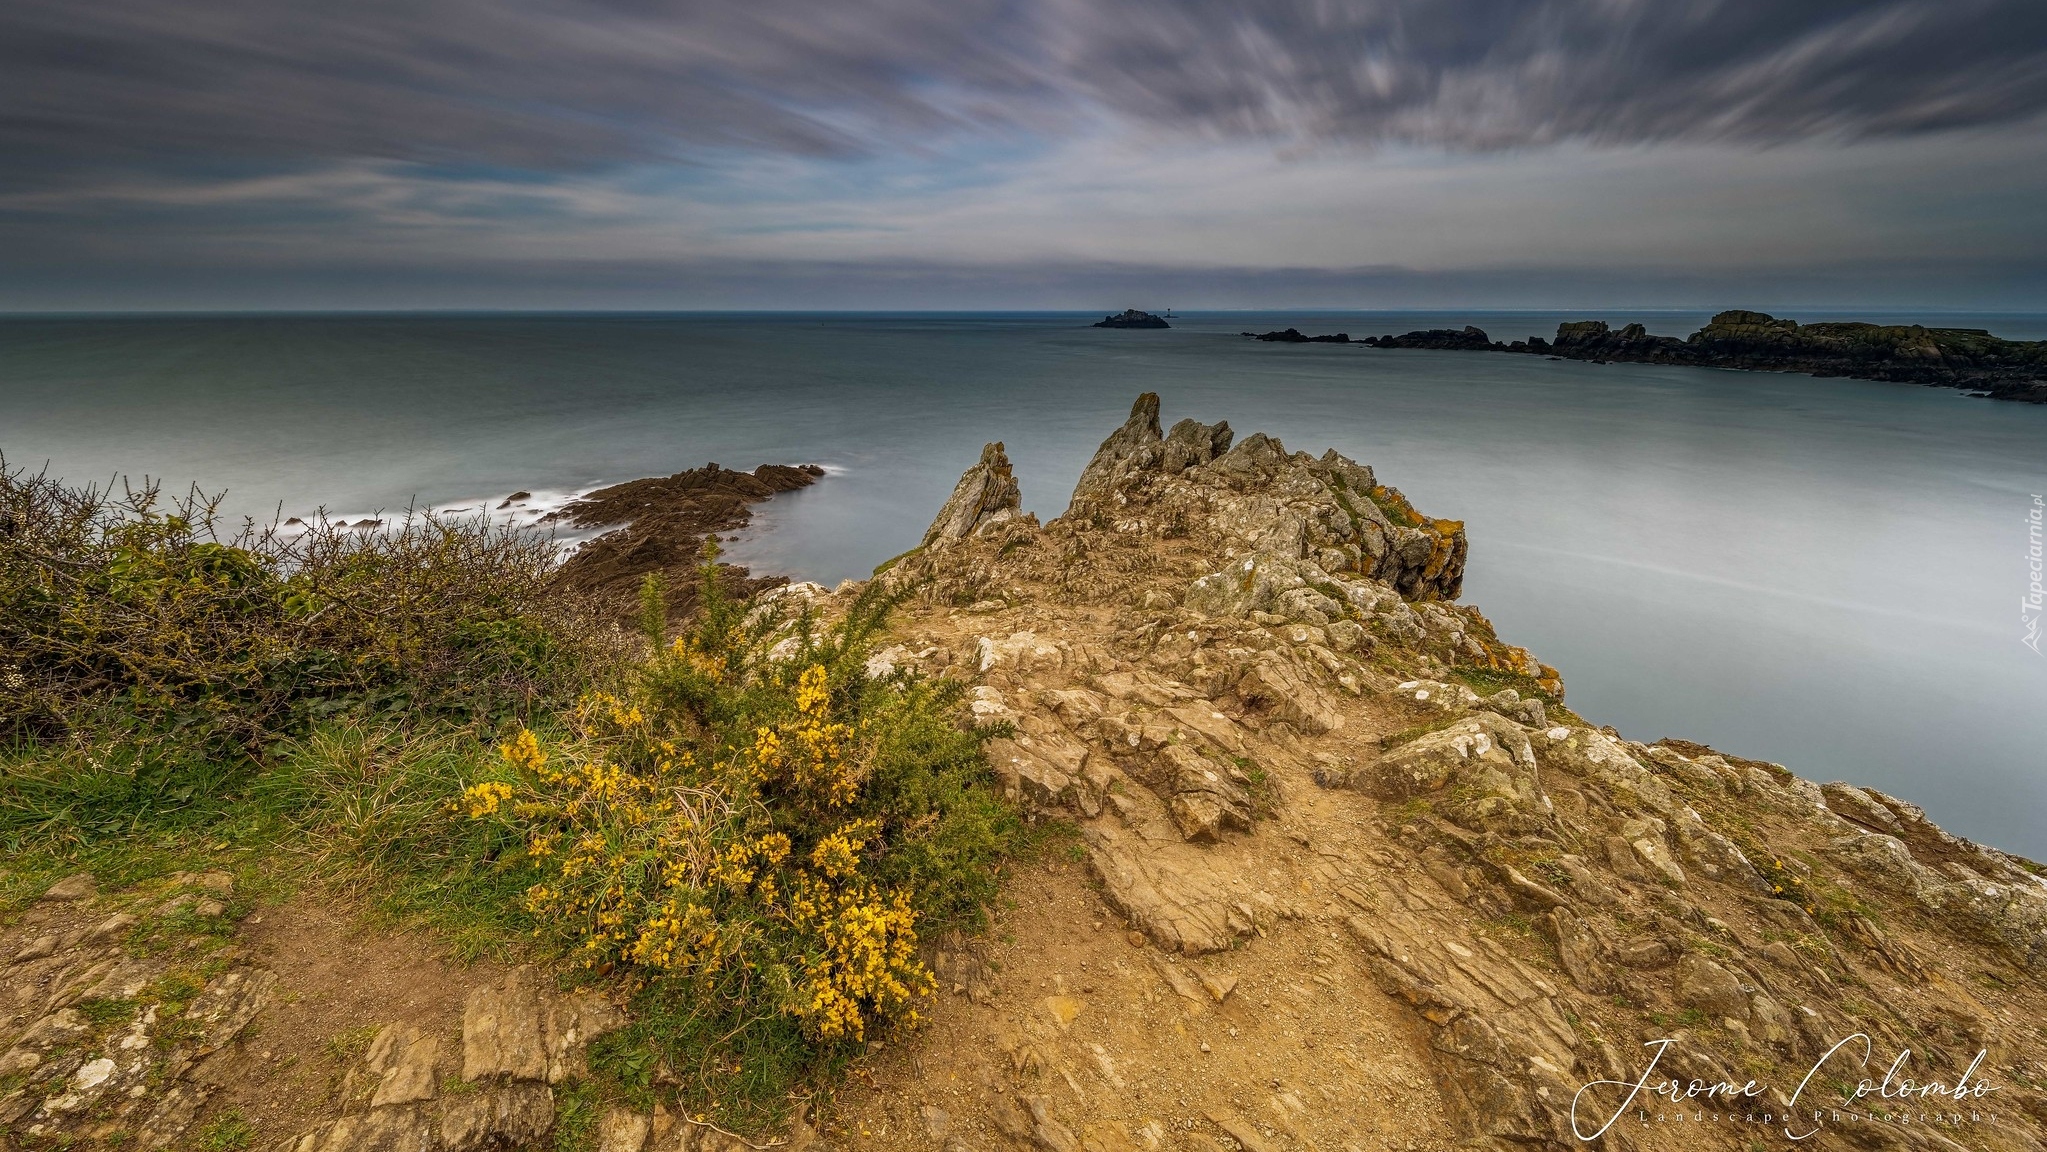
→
(2026, 494, 2043, 655)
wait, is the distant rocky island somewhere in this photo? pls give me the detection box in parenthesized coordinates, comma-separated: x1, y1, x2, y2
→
(1354, 310, 2047, 402)
(1242, 327, 1350, 343)
(1093, 308, 1170, 329)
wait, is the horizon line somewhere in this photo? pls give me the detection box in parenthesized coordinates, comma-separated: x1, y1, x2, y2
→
(8, 305, 2047, 319)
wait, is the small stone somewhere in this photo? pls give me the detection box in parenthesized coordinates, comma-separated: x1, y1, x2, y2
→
(1616, 939, 1676, 968)
(922, 1105, 952, 1140)
(1197, 970, 1237, 1004)
(1152, 959, 1206, 1003)
(1025, 1096, 1079, 1152)
(42, 874, 97, 902)
(83, 914, 138, 944)
(1206, 1110, 1274, 1152)
(594, 1107, 652, 1152)
(368, 1026, 442, 1107)
(1043, 995, 1081, 1029)
(11, 934, 59, 964)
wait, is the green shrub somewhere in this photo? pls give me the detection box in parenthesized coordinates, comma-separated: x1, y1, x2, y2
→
(0, 457, 620, 755)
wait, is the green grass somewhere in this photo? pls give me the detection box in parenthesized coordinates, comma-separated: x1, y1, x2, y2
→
(325, 1024, 382, 1064)
(553, 1082, 602, 1152)
(76, 997, 139, 1027)
(194, 1110, 256, 1152)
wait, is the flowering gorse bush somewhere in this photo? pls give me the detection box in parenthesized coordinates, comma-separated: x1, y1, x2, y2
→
(464, 561, 1013, 1092)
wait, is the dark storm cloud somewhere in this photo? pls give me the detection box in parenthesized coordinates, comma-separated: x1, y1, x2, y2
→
(4, 0, 2045, 191)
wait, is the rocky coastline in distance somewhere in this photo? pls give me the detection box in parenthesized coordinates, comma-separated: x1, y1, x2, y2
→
(1354, 310, 2047, 402)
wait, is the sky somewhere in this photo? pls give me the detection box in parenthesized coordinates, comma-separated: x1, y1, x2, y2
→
(4, 0, 2047, 311)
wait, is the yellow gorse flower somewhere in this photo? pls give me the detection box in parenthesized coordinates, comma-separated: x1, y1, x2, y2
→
(462, 780, 514, 818)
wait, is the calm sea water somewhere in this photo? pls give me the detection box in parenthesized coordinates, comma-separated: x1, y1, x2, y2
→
(4, 311, 2045, 856)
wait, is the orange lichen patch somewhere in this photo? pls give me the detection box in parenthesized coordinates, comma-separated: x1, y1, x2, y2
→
(1419, 518, 1465, 583)
(1367, 484, 1427, 527)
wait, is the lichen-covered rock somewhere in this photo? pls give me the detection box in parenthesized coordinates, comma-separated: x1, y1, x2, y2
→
(1819, 780, 1902, 831)
(1350, 713, 1550, 832)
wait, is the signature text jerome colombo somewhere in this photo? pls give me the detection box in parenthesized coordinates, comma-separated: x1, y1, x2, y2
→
(1570, 1033, 1998, 1142)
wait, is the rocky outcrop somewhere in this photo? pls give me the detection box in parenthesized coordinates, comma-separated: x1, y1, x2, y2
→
(1360, 325, 1501, 351)
(1241, 328, 1350, 343)
(551, 461, 826, 626)
(922, 441, 1025, 547)
(1344, 309, 2047, 401)
(1060, 393, 1475, 603)
(1091, 310, 1170, 329)
(0, 872, 274, 1149)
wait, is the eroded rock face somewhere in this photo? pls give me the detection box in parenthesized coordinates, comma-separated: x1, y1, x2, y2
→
(923, 441, 1025, 547)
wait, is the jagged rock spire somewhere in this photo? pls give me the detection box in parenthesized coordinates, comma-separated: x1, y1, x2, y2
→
(1065, 392, 1233, 516)
(921, 441, 1023, 547)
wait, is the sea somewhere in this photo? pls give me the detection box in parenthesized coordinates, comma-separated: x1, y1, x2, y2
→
(4, 310, 2045, 857)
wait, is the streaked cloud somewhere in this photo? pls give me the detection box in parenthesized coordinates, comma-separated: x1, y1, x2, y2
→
(2, 0, 2043, 306)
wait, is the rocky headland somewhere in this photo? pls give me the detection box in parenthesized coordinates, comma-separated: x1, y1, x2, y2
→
(9, 397, 2044, 1152)
(1095, 311, 1172, 330)
(549, 461, 824, 625)
(1357, 311, 2047, 402)
(829, 393, 2047, 1152)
